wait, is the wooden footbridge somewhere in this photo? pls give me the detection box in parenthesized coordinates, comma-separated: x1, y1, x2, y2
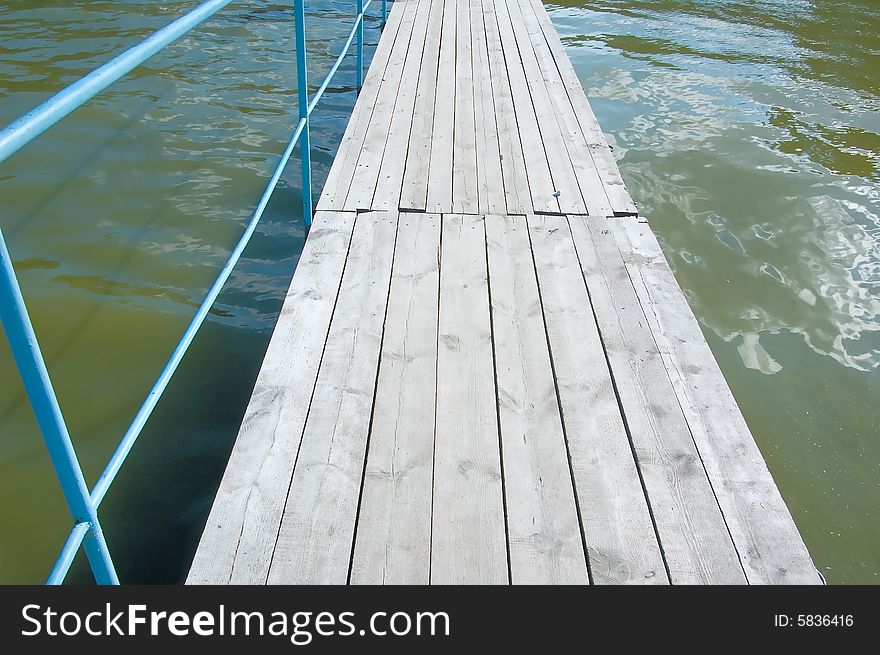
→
(187, 0, 819, 584)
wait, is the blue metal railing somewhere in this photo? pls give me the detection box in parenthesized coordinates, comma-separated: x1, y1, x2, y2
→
(0, 0, 387, 584)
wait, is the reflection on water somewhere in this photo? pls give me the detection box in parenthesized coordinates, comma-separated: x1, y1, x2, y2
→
(549, 0, 879, 582)
(0, 0, 383, 583)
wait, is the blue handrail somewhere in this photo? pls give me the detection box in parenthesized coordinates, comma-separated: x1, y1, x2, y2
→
(0, 0, 388, 585)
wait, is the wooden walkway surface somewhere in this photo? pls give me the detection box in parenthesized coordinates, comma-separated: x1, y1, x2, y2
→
(188, 0, 818, 584)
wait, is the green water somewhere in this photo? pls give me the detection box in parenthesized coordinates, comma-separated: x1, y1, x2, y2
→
(0, 0, 877, 584)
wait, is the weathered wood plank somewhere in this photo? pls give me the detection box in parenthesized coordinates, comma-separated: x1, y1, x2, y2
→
(350, 213, 440, 585)
(528, 214, 667, 584)
(481, 0, 532, 215)
(432, 214, 508, 584)
(490, 0, 560, 214)
(613, 219, 819, 584)
(513, 0, 613, 216)
(425, 0, 457, 213)
(266, 212, 398, 584)
(344, 1, 421, 210)
(485, 214, 588, 584)
(568, 214, 745, 584)
(316, 3, 408, 210)
(525, 0, 637, 215)
(187, 211, 356, 584)
(471, 0, 506, 215)
(372, 0, 434, 211)
(450, 0, 479, 213)
(501, 0, 587, 215)
(399, 0, 445, 211)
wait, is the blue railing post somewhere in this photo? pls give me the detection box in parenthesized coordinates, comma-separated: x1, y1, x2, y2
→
(293, 0, 312, 228)
(382, 0, 387, 26)
(0, 229, 119, 584)
(356, 0, 364, 92)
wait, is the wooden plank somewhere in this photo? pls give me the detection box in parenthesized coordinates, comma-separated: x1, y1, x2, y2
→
(525, 0, 637, 215)
(372, 0, 434, 211)
(450, 0, 479, 213)
(344, 0, 421, 210)
(568, 214, 745, 584)
(432, 214, 508, 584)
(481, 0, 532, 215)
(614, 219, 819, 584)
(316, 1, 407, 210)
(513, 0, 613, 216)
(471, 0, 506, 215)
(266, 212, 398, 584)
(425, 0, 457, 213)
(527, 214, 667, 584)
(500, 0, 587, 215)
(399, 0, 445, 212)
(350, 213, 440, 585)
(187, 211, 355, 584)
(490, 0, 560, 214)
(485, 214, 588, 584)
